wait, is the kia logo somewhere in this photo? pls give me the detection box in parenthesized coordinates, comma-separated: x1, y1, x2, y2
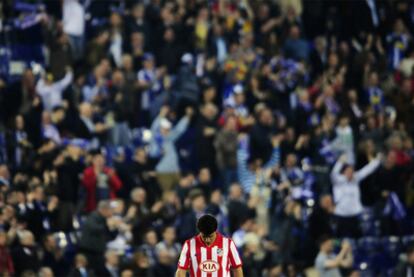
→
(200, 260, 220, 272)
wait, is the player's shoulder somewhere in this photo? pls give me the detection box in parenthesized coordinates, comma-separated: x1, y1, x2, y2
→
(218, 233, 232, 241)
(184, 235, 198, 245)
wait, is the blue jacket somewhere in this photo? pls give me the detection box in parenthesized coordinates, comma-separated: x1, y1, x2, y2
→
(149, 116, 190, 173)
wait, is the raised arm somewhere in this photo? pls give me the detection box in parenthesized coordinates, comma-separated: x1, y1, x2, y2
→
(35, 78, 47, 96)
(264, 135, 282, 169)
(236, 134, 258, 192)
(151, 106, 170, 133)
(331, 155, 346, 183)
(355, 155, 381, 181)
(169, 107, 193, 141)
(169, 117, 189, 141)
(53, 69, 73, 91)
(323, 241, 351, 269)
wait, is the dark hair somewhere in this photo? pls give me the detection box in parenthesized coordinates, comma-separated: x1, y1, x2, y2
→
(407, 242, 414, 254)
(197, 214, 218, 235)
(318, 234, 333, 247)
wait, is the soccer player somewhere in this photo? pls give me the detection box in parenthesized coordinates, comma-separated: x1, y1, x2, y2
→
(176, 214, 243, 277)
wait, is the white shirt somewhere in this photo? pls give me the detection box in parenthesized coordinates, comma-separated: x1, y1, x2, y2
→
(43, 123, 61, 144)
(331, 158, 380, 217)
(63, 0, 85, 36)
(110, 32, 123, 67)
(36, 71, 73, 111)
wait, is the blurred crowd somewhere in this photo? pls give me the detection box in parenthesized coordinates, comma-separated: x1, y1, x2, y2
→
(1, 0, 414, 276)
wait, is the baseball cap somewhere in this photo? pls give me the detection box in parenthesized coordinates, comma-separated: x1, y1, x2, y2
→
(233, 84, 243, 94)
(143, 53, 154, 61)
(160, 118, 172, 129)
(181, 53, 194, 64)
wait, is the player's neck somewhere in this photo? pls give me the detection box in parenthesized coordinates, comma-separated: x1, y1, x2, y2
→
(201, 232, 217, 247)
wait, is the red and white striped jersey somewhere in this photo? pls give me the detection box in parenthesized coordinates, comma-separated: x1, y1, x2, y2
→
(177, 232, 242, 277)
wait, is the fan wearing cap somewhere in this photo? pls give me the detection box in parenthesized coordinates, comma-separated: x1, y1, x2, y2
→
(149, 105, 194, 192)
(137, 53, 163, 126)
(176, 214, 243, 277)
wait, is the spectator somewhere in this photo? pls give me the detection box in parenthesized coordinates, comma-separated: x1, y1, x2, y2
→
(63, 0, 85, 60)
(86, 30, 110, 68)
(36, 68, 73, 111)
(0, 230, 14, 276)
(109, 70, 132, 147)
(54, 144, 84, 231)
(249, 107, 277, 163)
(12, 230, 40, 276)
(2, 1, 414, 275)
(386, 19, 411, 70)
(315, 236, 353, 277)
(196, 168, 213, 201)
(81, 151, 122, 212)
(46, 27, 73, 81)
(21, 186, 58, 241)
(149, 106, 193, 193)
(74, 102, 108, 145)
(128, 147, 159, 204)
(68, 254, 95, 277)
(78, 201, 118, 272)
(174, 53, 200, 106)
(137, 53, 163, 127)
(38, 267, 54, 277)
(283, 25, 310, 62)
(330, 153, 381, 237)
(153, 248, 175, 276)
(155, 226, 181, 263)
(131, 251, 153, 277)
(42, 233, 69, 277)
(5, 68, 36, 117)
(394, 243, 414, 276)
(5, 115, 31, 170)
(214, 115, 239, 191)
(227, 184, 251, 234)
(138, 229, 158, 267)
(195, 103, 219, 173)
(237, 133, 281, 193)
(307, 195, 336, 265)
(96, 250, 120, 277)
(177, 191, 206, 242)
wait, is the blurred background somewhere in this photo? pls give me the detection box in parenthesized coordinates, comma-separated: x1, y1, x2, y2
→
(0, 0, 414, 276)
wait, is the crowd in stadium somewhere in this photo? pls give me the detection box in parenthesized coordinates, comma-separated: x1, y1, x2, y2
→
(1, 0, 414, 276)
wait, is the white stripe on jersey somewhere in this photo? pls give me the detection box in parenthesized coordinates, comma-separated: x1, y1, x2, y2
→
(230, 240, 242, 266)
(190, 238, 198, 276)
(178, 242, 188, 267)
(201, 247, 207, 277)
(212, 246, 218, 277)
(221, 238, 229, 277)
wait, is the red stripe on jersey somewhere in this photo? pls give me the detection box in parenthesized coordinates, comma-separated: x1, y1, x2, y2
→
(177, 232, 242, 277)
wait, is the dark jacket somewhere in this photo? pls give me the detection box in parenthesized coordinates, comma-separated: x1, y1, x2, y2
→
(12, 246, 40, 276)
(249, 123, 275, 163)
(393, 262, 414, 277)
(78, 212, 116, 254)
(57, 158, 84, 203)
(214, 129, 238, 170)
(195, 115, 218, 171)
(68, 268, 96, 277)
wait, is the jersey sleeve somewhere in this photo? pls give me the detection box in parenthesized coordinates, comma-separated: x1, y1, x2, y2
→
(228, 239, 243, 268)
(177, 240, 191, 270)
